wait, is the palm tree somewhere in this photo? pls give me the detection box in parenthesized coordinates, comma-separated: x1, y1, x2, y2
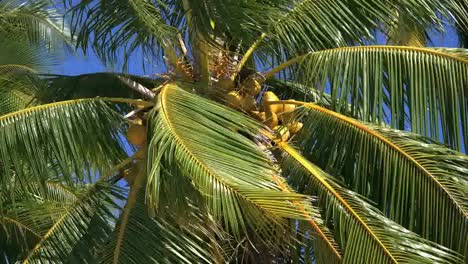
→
(0, 0, 467, 263)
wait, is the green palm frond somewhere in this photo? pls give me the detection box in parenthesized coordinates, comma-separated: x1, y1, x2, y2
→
(265, 79, 331, 105)
(0, 182, 74, 262)
(0, 181, 80, 259)
(430, 47, 468, 60)
(386, 14, 427, 47)
(100, 161, 217, 264)
(171, 0, 284, 44)
(263, 0, 453, 57)
(146, 84, 342, 260)
(147, 84, 314, 226)
(291, 102, 467, 255)
(18, 182, 122, 263)
(0, 0, 71, 48)
(0, 70, 43, 115)
(452, 0, 467, 48)
(64, 0, 177, 68)
(297, 46, 468, 151)
(0, 98, 130, 190)
(279, 142, 464, 264)
(0, 78, 36, 115)
(0, 36, 57, 71)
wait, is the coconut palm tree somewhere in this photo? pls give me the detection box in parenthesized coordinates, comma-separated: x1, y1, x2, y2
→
(1, 0, 467, 263)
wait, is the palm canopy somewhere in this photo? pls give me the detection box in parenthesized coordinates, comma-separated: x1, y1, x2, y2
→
(0, 0, 467, 263)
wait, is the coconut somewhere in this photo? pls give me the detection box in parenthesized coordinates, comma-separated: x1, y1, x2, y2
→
(280, 99, 296, 113)
(226, 91, 242, 109)
(254, 111, 278, 128)
(265, 111, 279, 128)
(243, 78, 262, 96)
(217, 78, 235, 91)
(252, 111, 266, 122)
(273, 125, 290, 142)
(127, 124, 146, 146)
(241, 95, 257, 111)
(278, 99, 297, 122)
(288, 122, 303, 134)
(261, 91, 280, 113)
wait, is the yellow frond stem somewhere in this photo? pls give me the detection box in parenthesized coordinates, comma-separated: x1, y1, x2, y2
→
(278, 142, 397, 263)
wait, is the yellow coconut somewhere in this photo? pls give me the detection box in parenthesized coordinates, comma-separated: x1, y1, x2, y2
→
(288, 122, 303, 134)
(265, 111, 279, 128)
(217, 78, 235, 91)
(250, 110, 260, 117)
(226, 91, 242, 109)
(127, 124, 146, 146)
(261, 91, 280, 113)
(280, 99, 296, 113)
(253, 111, 266, 122)
(241, 95, 257, 111)
(273, 125, 290, 142)
(243, 78, 262, 96)
(278, 99, 297, 122)
(255, 111, 278, 128)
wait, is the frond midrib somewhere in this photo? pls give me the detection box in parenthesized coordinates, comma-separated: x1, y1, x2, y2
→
(303, 103, 467, 218)
(0, 97, 153, 121)
(270, 171, 342, 260)
(22, 204, 74, 263)
(279, 142, 397, 263)
(310, 45, 468, 64)
(160, 85, 274, 209)
(0, 216, 41, 239)
(112, 164, 146, 264)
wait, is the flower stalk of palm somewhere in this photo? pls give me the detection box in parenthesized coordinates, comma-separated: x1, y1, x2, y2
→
(1, 0, 468, 263)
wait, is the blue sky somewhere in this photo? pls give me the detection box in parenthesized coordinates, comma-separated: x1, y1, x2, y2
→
(54, 24, 460, 76)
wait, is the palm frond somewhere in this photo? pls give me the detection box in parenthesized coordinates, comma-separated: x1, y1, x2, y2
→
(0, 68, 44, 115)
(265, 79, 332, 106)
(19, 182, 122, 263)
(0, 98, 129, 191)
(0, 36, 56, 71)
(0, 0, 71, 47)
(279, 142, 464, 264)
(64, 0, 177, 68)
(171, 0, 284, 45)
(297, 46, 468, 152)
(0, 76, 36, 115)
(146, 83, 342, 260)
(452, 0, 468, 48)
(0, 176, 119, 262)
(430, 47, 468, 60)
(291, 102, 467, 255)
(100, 161, 217, 264)
(0, 181, 80, 262)
(263, 0, 454, 57)
(386, 14, 427, 47)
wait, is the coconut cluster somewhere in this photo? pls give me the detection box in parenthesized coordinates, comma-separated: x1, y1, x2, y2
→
(218, 77, 303, 142)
